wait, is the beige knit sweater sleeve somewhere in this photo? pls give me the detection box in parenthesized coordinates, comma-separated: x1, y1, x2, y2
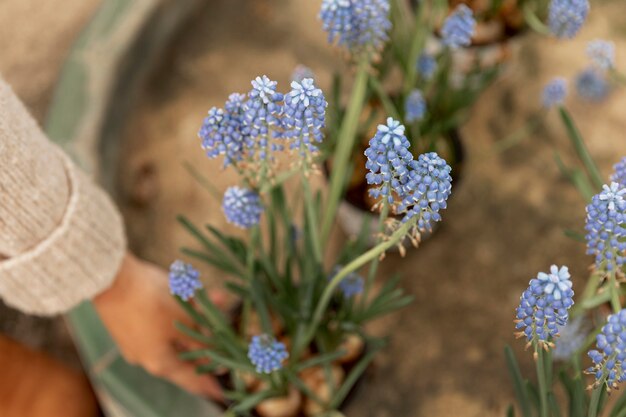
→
(0, 78, 126, 316)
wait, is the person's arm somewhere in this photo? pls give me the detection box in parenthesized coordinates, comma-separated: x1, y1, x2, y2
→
(0, 77, 221, 400)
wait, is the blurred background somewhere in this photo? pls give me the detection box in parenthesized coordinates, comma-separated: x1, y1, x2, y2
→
(2, 0, 626, 415)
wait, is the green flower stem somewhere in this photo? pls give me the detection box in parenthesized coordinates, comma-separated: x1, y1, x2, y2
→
(523, 2, 552, 36)
(571, 271, 602, 317)
(369, 77, 401, 120)
(361, 200, 390, 309)
(609, 270, 622, 313)
(302, 174, 323, 264)
(535, 344, 550, 417)
(403, 0, 427, 93)
(321, 59, 370, 244)
(558, 107, 604, 191)
(587, 385, 604, 417)
(299, 217, 416, 354)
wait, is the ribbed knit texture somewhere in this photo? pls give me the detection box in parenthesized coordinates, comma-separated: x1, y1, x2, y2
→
(0, 78, 126, 315)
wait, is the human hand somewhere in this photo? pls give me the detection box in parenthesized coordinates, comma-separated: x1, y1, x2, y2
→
(93, 252, 223, 401)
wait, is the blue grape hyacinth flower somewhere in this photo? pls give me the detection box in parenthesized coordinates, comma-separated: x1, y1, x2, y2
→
(548, 0, 589, 39)
(222, 186, 264, 229)
(243, 76, 284, 161)
(405, 89, 426, 123)
(515, 265, 574, 347)
(169, 260, 203, 301)
(542, 78, 567, 108)
(554, 316, 589, 360)
(587, 310, 626, 390)
(319, 0, 391, 58)
(248, 334, 289, 374)
(585, 183, 626, 272)
(610, 157, 626, 189)
(587, 40, 615, 71)
(198, 94, 248, 166)
(441, 4, 476, 49)
(576, 68, 610, 102)
(283, 78, 328, 157)
(416, 53, 437, 80)
(364, 117, 414, 204)
(330, 266, 364, 299)
(399, 152, 452, 231)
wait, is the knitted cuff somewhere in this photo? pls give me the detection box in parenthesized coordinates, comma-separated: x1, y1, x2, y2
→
(0, 146, 126, 316)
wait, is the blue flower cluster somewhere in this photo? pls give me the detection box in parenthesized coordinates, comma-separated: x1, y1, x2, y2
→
(554, 317, 589, 360)
(515, 265, 574, 346)
(243, 76, 285, 161)
(585, 183, 626, 271)
(548, 0, 589, 39)
(441, 4, 476, 49)
(587, 40, 615, 70)
(588, 310, 626, 390)
(169, 260, 203, 301)
(283, 78, 328, 157)
(222, 186, 264, 229)
(199, 94, 247, 166)
(330, 266, 364, 299)
(542, 78, 567, 108)
(405, 89, 426, 123)
(248, 334, 289, 374)
(576, 68, 609, 102)
(611, 157, 626, 189)
(364, 118, 452, 231)
(416, 53, 437, 80)
(319, 0, 391, 58)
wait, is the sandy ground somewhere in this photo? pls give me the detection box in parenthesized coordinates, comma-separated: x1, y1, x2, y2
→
(115, 1, 626, 416)
(0, 0, 101, 366)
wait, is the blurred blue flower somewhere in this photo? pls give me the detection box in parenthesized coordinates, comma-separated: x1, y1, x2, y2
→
(554, 316, 589, 360)
(587, 40, 615, 70)
(291, 65, 315, 83)
(248, 334, 289, 374)
(441, 4, 476, 49)
(364, 117, 414, 204)
(576, 67, 610, 101)
(169, 260, 203, 301)
(330, 266, 364, 299)
(515, 265, 574, 346)
(222, 186, 264, 229)
(319, 0, 391, 57)
(611, 157, 626, 189)
(416, 53, 437, 80)
(399, 152, 452, 231)
(585, 183, 626, 271)
(405, 89, 426, 123)
(283, 78, 328, 157)
(542, 78, 567, 108)
(548, 0, 589, 39)
(587, 310, 626, 390)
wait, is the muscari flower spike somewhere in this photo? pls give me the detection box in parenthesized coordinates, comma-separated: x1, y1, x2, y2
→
(399, 152, 452, 231)
(248, 334, 289, 374)
(587, 310, 626, 391)
(222, 186, 264, 229)
(283, 78, 328, 158)
(610, 157, 626, 189)
(416, 53, 437, 80)
(576, 67, 610, 102)
(515, 265, 574, 347)
(169, 260, 203, 301)
(554, 316, 589, 361)
(542, 78, 567, 108)
(441, 4, 476, 49)
(243, 75, 284, 161)
(405, 89, 426, 123)
(364, 117, 414, 204)
(198, 93, 248, 166)
(330, 266, 364, 299)
(319, 0, 391, 58)
(585, 183, 626, 272)
(548, 0, 589, 39)
(587, 40, 615, 71)
(291, 65, 315, 83)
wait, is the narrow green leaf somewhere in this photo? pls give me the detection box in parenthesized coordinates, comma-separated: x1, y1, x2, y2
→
(504, 346, 533, 417)
(295, 350, 348, 372)
(174, 321, 213, 345)
(230, 389, 275, 413)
